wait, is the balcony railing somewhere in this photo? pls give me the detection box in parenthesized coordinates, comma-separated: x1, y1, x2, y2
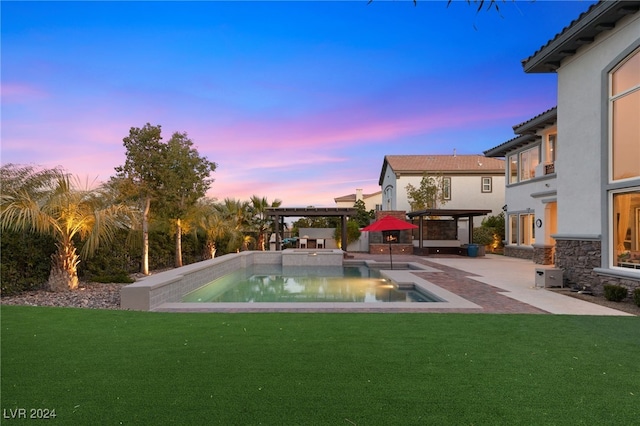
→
(544, 162, 555, 175)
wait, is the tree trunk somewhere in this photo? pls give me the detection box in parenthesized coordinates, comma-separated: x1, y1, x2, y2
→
(257, 231, 265, 251)
(204, 241, 216, 259)
(175, 218, 183, 268)
(47, 242, 79, 291)
(142, 197, 150, 275)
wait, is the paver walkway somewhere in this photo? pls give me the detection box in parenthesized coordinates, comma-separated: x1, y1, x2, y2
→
(412, 261, 546, 314)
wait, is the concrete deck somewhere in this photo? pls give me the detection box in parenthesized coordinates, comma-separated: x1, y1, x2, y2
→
(358, 253, 634, 316)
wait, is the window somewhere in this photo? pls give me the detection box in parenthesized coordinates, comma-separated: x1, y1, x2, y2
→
(481, 177, 492, 193)
(547, 133, 557, 164)
(509, 214, 518, 244)
(442, 177, 451, 200)
(519, 146, 539, 181)
(508, 146, 540, 184)
(508, 213, 535, 246)
(613, 190, 640, 257)
(611, 49, 640, 181)
(520, 214, 535, 246)
(509, 154, 518, 184)
(384, 186, 393, 210)
(609, 49, 640, 271)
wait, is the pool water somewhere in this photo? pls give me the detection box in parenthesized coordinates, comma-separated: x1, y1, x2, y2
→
(182, 265, 438, 303)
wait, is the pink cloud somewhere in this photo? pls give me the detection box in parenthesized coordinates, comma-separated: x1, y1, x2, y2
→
(1, 77, 551, 209)
(1, 82, 48, 103)
(192, 100, 527, 159)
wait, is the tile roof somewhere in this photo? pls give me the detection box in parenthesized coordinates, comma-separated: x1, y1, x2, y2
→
(484, 134, 537, 158)
(379, 155, 505, 184)
(522, 0, 640, 73)
(484, 108, 557, 158)
(512, 106, 557, 134)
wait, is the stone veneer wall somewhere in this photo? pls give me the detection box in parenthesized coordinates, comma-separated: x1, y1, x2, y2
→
(369, 243, 414, 255)
(413, 220, 457, 240)
(504, 245, 533, 261)
(368, 211, 414, 254)
(599, 273, 640, 298)
(554, 238, 639, 296)
(555, 239, 601, 291)
(533, 245, 555, 265)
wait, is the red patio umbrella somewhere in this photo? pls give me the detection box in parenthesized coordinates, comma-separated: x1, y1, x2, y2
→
(361, 215, 418, 269)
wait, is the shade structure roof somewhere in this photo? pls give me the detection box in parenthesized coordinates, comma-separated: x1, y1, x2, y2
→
(407, 209, 493, 250)
(266, 207, 358, 251)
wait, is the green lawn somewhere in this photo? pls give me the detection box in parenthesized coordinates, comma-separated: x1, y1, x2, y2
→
(1, 306, 639, 425)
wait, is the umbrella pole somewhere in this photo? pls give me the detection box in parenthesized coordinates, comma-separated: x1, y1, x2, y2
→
(389, 240, 393, 270)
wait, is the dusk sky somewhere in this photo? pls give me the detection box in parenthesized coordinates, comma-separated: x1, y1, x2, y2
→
(1, 1, 596, 207)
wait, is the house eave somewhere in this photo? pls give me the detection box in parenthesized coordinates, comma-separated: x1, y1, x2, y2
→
(378, 157, 390, 186)
(396, 169, 505, 176)
(484, 134, 537, 158)
(522, 1, 640, 74)
(512, 107, 558, 134)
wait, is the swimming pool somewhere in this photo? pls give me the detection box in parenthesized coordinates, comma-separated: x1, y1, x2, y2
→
(182, 265, 440, 303)
(121, 251, 482, 312)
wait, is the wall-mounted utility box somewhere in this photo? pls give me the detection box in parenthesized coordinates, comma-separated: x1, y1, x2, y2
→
(535, 267, 563, 288)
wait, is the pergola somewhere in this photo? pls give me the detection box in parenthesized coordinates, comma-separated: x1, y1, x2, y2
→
(407, 208, 492, 249)
(266, 207, 358, 251)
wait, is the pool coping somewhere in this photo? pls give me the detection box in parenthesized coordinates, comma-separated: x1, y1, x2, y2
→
(153, 259, 482, 313)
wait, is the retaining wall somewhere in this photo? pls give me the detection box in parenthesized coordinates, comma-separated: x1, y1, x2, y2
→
(120, 249, 346, 311)
(121, 251, 282, 311)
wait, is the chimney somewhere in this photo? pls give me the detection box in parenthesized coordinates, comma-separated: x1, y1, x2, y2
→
(356, 189, 363, 201)
(453, 148, 456, 157)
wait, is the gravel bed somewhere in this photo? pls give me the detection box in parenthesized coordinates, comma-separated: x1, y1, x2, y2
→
(1, 283, 125, 310)
(548, 288, 640, 316)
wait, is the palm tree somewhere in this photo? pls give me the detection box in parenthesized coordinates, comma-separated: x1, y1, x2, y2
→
(249, 195, 282, 251)
(190, 199, 232, 259)
(216, 198, 253, 252)
(0, 164, 132, 291)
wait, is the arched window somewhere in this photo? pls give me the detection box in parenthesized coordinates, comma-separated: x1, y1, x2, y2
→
(610, 48, 640, 181)
(384, 185, 393, 210)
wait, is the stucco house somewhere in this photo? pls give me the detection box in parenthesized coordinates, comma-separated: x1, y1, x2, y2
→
(334, 189, 382, 212)
(485, 107, 558, 264)
(378, 154, 505, 244)
(488, 0, 639, 294)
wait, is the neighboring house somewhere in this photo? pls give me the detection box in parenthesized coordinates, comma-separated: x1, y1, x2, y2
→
(489, 0, 640, 293)
(485, 107, 558, 264)
(378, 154, 505, 243)
(334, 189, 382, 212)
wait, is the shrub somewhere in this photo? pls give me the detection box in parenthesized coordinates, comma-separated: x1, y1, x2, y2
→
(481, 213, 505, 243)
(634, 288, 640, 307)
(473, 227, 495, 246)
(603, 284, 628, 302)
(334, 220, 362, 249)
(89, 273, 135, 284)
(0, 230, 56, 295)
(79, 229, 138, 281)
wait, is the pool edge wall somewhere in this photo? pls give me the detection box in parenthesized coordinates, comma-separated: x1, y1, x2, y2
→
(282, 248, 343, 266)
(120, 251, 284, 311)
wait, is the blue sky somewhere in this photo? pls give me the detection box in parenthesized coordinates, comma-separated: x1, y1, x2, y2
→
(1, 0, 596, 207)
